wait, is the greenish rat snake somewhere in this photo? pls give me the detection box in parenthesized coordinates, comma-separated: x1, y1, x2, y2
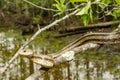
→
(19, 31, 120, 68)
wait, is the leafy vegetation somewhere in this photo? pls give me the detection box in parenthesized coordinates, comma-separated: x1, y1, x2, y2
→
(0, 0, 120, 27)
(53, 0, 120, 25)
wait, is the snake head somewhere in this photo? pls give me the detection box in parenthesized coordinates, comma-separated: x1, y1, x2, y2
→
(18, 49, 33, 57)
(31, 54, 54, 68)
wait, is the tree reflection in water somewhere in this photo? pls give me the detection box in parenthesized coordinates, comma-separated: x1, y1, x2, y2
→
(0, 28, 120, 80)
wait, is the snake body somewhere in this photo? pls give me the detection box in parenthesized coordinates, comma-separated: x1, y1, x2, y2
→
(19, 32, 120, 68)
(52, 32, 120, 58)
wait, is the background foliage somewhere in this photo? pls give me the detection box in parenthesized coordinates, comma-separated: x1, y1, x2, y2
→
(0, 0, 120, 27)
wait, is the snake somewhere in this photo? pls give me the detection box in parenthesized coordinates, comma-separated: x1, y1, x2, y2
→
(18, 31, 120, 68)
(18, 49, 54, 68)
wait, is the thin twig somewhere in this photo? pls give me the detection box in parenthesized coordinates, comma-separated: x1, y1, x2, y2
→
(23, 0, 83, 12)
(23, 0, 59, 12)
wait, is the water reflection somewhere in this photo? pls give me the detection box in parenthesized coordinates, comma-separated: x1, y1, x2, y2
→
(47, 52, 120, 80)
(0, 28, 120, 80)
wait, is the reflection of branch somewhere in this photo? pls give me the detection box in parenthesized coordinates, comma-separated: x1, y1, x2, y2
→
(26, 68, 49, 80)
(0, 9, 79, 74)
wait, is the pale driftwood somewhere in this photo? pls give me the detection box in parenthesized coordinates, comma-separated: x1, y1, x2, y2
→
(0, 9, 79, 74)
(25, 43, 98, 80)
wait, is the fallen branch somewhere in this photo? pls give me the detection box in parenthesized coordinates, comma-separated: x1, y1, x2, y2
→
(25, 43, 98, 80)
(0, 9, 79, 74)
(59, 20, 120, 33)
(25, 25, 120, 80)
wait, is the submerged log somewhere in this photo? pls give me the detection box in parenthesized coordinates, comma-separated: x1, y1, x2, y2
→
(56, 21, 120, 38)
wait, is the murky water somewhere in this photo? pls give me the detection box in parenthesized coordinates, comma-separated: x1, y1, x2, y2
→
(0, 27, 120, 80)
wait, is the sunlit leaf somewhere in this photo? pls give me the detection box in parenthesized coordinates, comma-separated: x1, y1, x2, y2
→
(70, 0, 86, 4)
(55, 0, 60, 4)
(112, 9, 120, 19)
(81, 14, 89, 26)
(53, 0, 66, 15)
(89, 8, 93, 23)
(99, 4, 105, 9)
(53, 4, 61, 11)
(115, 0, 120, 5)
(76, 1, 91, 15)
(60, 0, 65, 4)
(99, 0, 111, 9)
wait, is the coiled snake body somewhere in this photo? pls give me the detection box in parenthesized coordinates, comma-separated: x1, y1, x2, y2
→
(19, 32, 120, 68)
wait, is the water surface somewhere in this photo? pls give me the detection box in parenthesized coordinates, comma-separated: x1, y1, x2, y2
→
(0, 27, 120, 80)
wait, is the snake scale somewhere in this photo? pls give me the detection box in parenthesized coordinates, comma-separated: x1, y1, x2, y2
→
(19, 31, 120, 68)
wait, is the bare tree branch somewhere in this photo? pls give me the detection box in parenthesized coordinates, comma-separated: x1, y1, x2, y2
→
(0, 9, 79, 74)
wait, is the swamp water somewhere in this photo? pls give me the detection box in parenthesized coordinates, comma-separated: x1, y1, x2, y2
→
(0, 27, 120, 80)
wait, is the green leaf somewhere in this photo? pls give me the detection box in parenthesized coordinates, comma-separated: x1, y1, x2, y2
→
(81, 14, 89, 26)
(115, 0, 120, 5)
(89, 8, 93, 23)
(55, 0, 60, 4)
(99, 4, 105, 9)
(53, 0, 66, 15)
(76, 0, 86, 2)
(60, 0, 65, 4)
(69, 0, 74, 4)
(70, 0, 86, 4)
(111, 9, 120, 19)
(53, 4, 61, 11)
(76, 1, 91, 15)
(33, 15, 41, 24)
(99, 0, 111, 9)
